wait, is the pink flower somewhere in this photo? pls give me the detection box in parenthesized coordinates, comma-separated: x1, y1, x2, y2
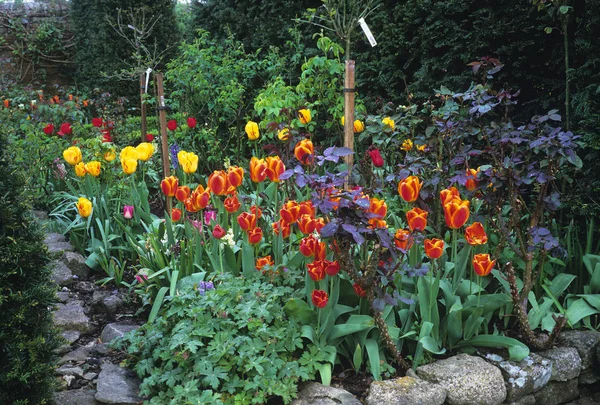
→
(204, 210, 217, 225)
(191, 220, 202, 232)
(123, 205, 134, 219)
(135, 273, 148, 284)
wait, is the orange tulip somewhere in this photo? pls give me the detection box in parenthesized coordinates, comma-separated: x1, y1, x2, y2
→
(175, 186, 191, 202)
(406, 207, 428, 232)
(3, 99, 9, 108)
(272, 219, 291, 238)
(299, 201, 316, 218)
(280, 200, 300, 224)
(297, 214, 317, 234)
(369, 197, 387, 218)
(161, 176, 179, 197)
(256, 255, 274, 272)
(249, 157, 267, 183)
(369, 218, 388, 229)
(398, 176, 423, 203)
(227, 166, 244, 188)
(440, 187, 461, 205)
(424, 238, 445, 259)
(265, 156, 285, 182)
(184, 197, 199, 213)
(224, 195, 241, 213)
(250, 205, 262, 219)
(299, 235, 319, 257)
(465, 222, 488, 245)
(248, 227, 263, 245)
(473, 253, 496, 276)
(237, 212, 257, 231)
(315, 217, 326, 233)
(465, 168, 479, 191)
(208, 170, 229, 196)
(443, 197, 470, 229)
(171, 208, 183, 222)
(394, 229, 414, 251)
(294, 139, 314, 165)
(307, 260, 326, 282)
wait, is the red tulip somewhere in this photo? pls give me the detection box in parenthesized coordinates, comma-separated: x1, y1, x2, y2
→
(146, 133, 155, 142)
(237, 212, 257, 231)
(324, 260, 340, 276)
(187, 117, 197, 129)
(208, 170, 229, 196)
(248, 227, 263, 245)
(227, 166, 244, 188)
(311, 290, 329, 308)
(465, 222, 488, 245)
(43, 123, 54, 135)
(265, 156, 285, 182)
(175, 186, 191, 202)
(224, 195, 241, 213)
(280, 200, 300, 224)
(212, 225, 226, 239)
(307, 261, 326, 282)
(167, 120, 177, 131)
(367, 147, 384, 167)
(59, 122, 72, 136)
(256, 256, 274, 272)
(297, 214, 317, 234)
(424, 238, 445, 259)
(353, 283, 366, 298)
(92, 118, 103, 127)
(398, 176, 423, 203)
(299, 235, 319, 257)
(272, 220, 291, 238)
(171, 208, 182, 222)
(161, 176, 179, 197)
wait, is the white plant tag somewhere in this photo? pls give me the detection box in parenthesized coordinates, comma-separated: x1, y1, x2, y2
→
(358, 18, 377, 47)
(145, 68, 152, 94)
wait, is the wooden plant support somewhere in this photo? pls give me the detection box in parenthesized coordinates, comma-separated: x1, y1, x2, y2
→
(343, 60, 356, 188)
(155, 73, 171, 213)
(140, 73, 147, 143)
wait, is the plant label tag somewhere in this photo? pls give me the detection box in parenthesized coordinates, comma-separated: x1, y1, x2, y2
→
(145, 68, 152, 94)
(358, 18, 377, 47)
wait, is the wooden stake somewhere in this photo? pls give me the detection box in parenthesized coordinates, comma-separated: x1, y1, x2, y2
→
(343, 60, 356, 188)
(140, 74, 147, 143)
(155, 73, 171, 213)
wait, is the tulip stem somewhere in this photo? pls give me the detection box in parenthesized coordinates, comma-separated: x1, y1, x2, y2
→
(452, 228, 458, 266)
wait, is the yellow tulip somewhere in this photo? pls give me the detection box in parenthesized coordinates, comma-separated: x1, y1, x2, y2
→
(353, 120, 365, 133)
(121, 158, 138, 175)
(74, 162, 87, 177)
(277, 128, 290, 141)
(245, 121, 260, 140)
(63, 146, 82, 166)
(177, 150, 199, 174)
(298, 109, 312, 124)
(76, 197, 92, 218)
(135, 142, 154, 162)
(104, 149, 116, 162)
(382, 117, 395, 130)
(401, 139, 414, 151)
(120, 146, 139, 162)
(85, 161, 101, 177)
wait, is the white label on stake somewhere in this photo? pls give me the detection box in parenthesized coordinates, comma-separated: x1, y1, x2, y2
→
(358, 18, 377, 47)
(145, 68, 152, 94)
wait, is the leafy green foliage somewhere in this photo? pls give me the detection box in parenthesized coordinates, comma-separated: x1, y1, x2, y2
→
(117, 273, 313, 404)
(0, 132, 60, 404)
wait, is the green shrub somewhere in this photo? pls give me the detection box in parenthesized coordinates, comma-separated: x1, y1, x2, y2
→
(118, 273, 313, 404)
(0, 133, 60, 404)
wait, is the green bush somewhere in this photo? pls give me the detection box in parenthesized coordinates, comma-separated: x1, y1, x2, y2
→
(118, 273, 313, 404)
(0, 133, 60, 404)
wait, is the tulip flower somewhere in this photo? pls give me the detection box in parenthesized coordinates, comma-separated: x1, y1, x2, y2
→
(224, 195, 241, 213)
(104, 149, 116, 162)
(351, 283, 366, 298)
(398, 176, 423, 203)
(465, 222, 488, 245)
(369, 198, 387, 218)
(120, 146, 139, 162)
(177, 151, 199, 174)
(324, 260, 340, 276)
(248, 227, 263, 244)
(256, 255, 274, 272)
(294, 139, 314, 165)
(443, 197, 470, 229)
(146, 133, 155, 142)
(311, 289, 329, 308)
(208, 170, 229, 195)
(3, 99, 8, 108)
(204, 210, 217, 225)
(315, 217, 326, 234)
(394, 229, 414, 251)
(401, 139, 413, 151)
(175, 186, 191, 202)
(265, 156, 285, 182)
(307, 261, 326, 282)
(75, 162, 87, 177)
(465, 168, 479, 191)
(299, 235, 319, 257)
(406, 207, 428, 232)
(43, 123, 54, 135)
(299, 200, 316, 218)
(353, 120, 365, 133)
(121, 158, 138, 175)
(250, 205, 262, 219)
(76, 197, 92, 218)
(280, 200, 300, 224)
(298, 109, 312, 124)
(171, 208, 183, 222)
(417, 144, 427, 152)
(192, 186, 211, 210)
(227, 166, 244, 188)
(368, 148, 384, 167)
(245, 121, 260, 140)
(473, 253, 496, 276)
(249, 157, 267, 183)
(85, 161, 101, 177)
(92, 118, 103, 127)
(123, 205, 134, 219)
(278, 128, 290, 141)
(187, 117, 197, 129)
(59, 122, 72, 136)
(237, 212, 257, 231)
(272, 220, 291, 238)
(213, 225, 226, 239)
(440, 187, 461, 205)
(161, 176, 179, 196)
(297, 214, 317, 234)
(135, 143, 154, 161)
(382, 117, 395, 130)
(184, 197, 199, 213)
(167, 120, 177, 131)
(63, 146, 82, 166)
(424, 238, 445, 259)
